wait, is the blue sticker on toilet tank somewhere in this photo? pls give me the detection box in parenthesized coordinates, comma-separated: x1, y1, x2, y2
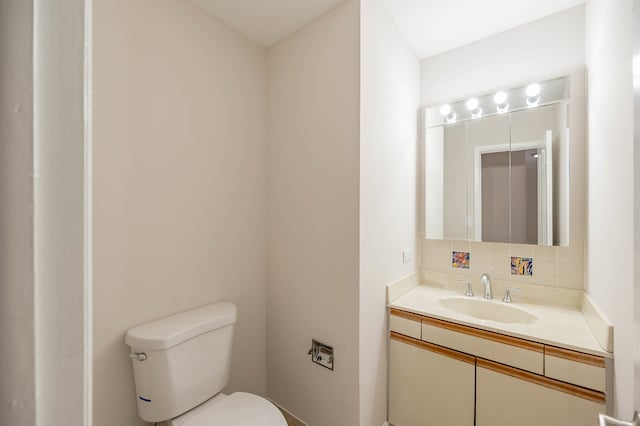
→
(138, 396, 151, 403)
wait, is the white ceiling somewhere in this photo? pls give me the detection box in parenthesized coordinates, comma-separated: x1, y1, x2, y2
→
(191, 0, 346, 47)
(380, 0, 586, 58)
(192, 0, 585, 56)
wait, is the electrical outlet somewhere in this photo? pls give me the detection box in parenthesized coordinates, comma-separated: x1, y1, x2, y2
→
(403, 248, 412, 264)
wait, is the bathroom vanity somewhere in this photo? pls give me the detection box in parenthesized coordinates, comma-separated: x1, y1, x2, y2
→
(387, 285, 612, 426)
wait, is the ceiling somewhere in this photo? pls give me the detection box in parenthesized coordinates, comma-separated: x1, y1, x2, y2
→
(192, 0, 585, 56)
(191, 0, 346, 47)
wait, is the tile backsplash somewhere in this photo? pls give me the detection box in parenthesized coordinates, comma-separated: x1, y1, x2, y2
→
(511, 257, 533, 276)
(421, 239, 584, 290)
(452, 251, 470, 269)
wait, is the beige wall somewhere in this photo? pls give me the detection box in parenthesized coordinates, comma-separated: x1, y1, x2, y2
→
(585, 0, 635, 417)
(421, 6, 587, 292)
(92, 1, 268, 425)
(0, 1, 36, 425)
(360, 0, 420, 424)
(266, 2, 361, 425)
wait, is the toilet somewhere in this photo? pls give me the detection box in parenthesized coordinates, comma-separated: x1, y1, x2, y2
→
(125, 301, 287, 425)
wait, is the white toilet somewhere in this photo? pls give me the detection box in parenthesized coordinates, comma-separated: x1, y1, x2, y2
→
(125, 301, 287, 426)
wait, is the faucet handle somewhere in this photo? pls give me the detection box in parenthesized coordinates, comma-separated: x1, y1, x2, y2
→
(458, 280, 474, 297)
(502, 287, 521, 303)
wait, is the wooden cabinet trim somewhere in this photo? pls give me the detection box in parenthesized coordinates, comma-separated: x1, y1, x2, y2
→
(389, 308, 423, 323)
(477, 358, 605, 404)
(545, 345, 606, 368)
(390, 331, 476, 365)
(421, 315, 544, 353)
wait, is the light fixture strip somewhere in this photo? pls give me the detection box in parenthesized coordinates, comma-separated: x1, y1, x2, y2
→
(430, 76, 565, 128)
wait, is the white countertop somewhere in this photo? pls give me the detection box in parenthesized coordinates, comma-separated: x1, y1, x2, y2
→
(388, 284, 612, 358)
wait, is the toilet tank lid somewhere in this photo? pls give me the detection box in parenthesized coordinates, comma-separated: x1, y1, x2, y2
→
(125, 301, 237, 351)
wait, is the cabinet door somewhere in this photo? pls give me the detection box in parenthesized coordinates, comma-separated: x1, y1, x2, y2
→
(476, 359, 605, 426)
(389, 333, 475, 426)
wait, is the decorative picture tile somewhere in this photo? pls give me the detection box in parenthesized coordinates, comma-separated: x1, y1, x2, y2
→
(511, 257, 533, 276)
(452, 251, 470, 269)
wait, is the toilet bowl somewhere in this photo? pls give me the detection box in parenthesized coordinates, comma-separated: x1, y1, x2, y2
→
(168, 393, 285, 426)
(125, 302, 287, 426)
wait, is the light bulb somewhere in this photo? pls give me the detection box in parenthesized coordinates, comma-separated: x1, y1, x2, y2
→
(526, 83, 541, 107)
(526, 83, 541, 97)
(466, 98, 482, 118)
(466, 98, 479, 111)
(493, 91, 507, 105)
(494, 91, 509, 113)
(439, 104, 456, 122)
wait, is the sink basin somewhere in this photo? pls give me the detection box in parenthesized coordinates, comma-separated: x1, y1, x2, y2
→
(439, 297, 538, 324)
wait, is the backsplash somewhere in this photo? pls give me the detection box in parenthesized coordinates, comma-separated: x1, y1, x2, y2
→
(511, 257, 533, 276)
(452, 251, 470, 269)
(421, 239, 584, 290)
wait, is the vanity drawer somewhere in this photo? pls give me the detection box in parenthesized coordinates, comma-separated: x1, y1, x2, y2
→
(421, 316, 544, 374)
(389, 309, 422, 339)
(544, 346, 606, 392)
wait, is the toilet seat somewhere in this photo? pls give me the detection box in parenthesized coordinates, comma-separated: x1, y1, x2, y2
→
(171, 392, 287, 426)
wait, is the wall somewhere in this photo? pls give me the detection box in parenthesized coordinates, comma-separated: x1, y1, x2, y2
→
(585, 0, 635, 417)
(420, 6, 587, 294)
(0, 1, 36, 425)
(92, 1, 268, 424)
(359, 0, 420, 425)
(34, 0, 88, 424)
(420, 6, 586, 107)
(266, 2, 361, 425)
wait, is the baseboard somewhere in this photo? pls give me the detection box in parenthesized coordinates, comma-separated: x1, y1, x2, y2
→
(268, 398, 308, 426)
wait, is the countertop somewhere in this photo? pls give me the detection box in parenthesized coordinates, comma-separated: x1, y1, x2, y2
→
(388, 284, 612, 358)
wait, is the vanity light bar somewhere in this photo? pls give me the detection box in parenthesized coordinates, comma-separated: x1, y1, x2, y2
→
(434, 79, 554, 126)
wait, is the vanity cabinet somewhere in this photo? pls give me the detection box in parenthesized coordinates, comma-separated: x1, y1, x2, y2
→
(389, 333, 475, 426)
(388, 308, 608, 426)
(476, 359, 605, 426)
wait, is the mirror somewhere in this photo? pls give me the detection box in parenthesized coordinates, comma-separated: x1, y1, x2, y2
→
(425, 76, 570, 246)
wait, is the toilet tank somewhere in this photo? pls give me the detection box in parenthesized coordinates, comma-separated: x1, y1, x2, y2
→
(125, 302, 237, 423)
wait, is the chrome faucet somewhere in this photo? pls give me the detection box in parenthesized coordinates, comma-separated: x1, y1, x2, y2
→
(502, 287, 521, 303)
(480, 273, 492, 299)
(458, 280, 474, 297)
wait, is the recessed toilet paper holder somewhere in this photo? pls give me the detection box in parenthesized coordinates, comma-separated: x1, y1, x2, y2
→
(307, 339, 334, 371)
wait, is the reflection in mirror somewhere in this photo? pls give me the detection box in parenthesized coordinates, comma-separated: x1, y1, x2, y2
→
(425, 76, 570, 246)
